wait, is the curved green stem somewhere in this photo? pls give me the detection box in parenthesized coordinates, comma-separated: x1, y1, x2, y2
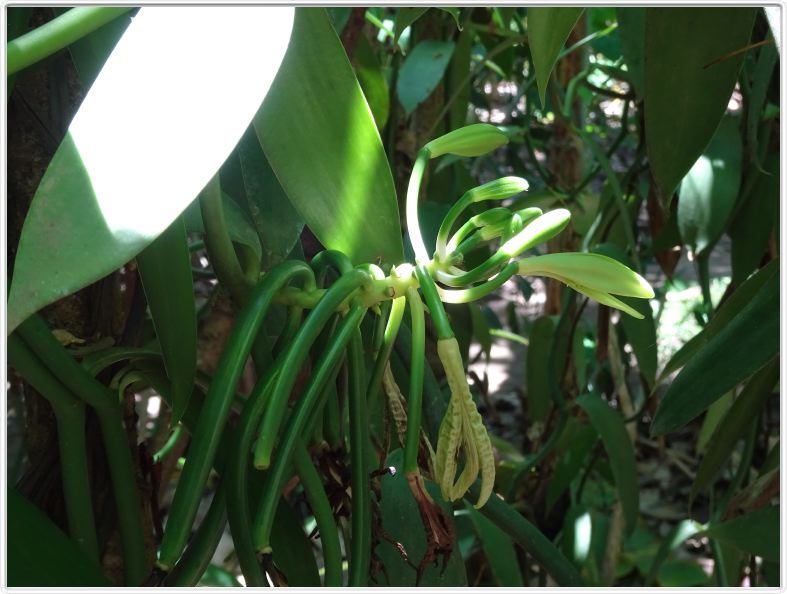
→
(406, 148, 433, 263)
(436, 261, 519, 304)
(365, 295, 406, 418)
(347, 326, 371, 586)
(253, 304, 367, 553)
(8, 333, 99, 562)
(292, 440, 342, 587)
(199, 174, 250, 304)
(17, 316, 147, 585)
(164, 482, 228, 586)
(403, 288, 425, 474)
(7, 7, 131, 75)
(272, 305, 304, 358)
(415, 264, 454, 340)
(159, 260, 314, 569)
(254, 269, 371, 469)
(153, 424, 185, 464)
(312, 249, 354, 277)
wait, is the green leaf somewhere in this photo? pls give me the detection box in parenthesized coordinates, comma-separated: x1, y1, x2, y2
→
(527, 8, 584, 107)
(657, 560, 709, 587)
(8, 488, 111, 587)
(644, 7, 756, 205)
(376, 449, 467, 586)
(394, 7, 429, 45)
(560, 506, 593, 568)
(136, 217, 196, 424)
(270, 497, 321, 587)
(659, 259, 778, 380)
(182, 190, 262, 260)
(397, 40, 456, 115)
(254, 8, 403, 266)
(615, 8, 644, 99)
(469, 303, 492, 361)
(546, 420, 598, 514)
(440, 8, 463, 31)
(730, 153, 779, 285)
(701, 506, 779, 562)
(466, 503, 524, 586)
(696, 391, 733, 454)
(619, 297, 657, 389)
(652, 267, 778, 435)
(765, 7, 781, 54)
(576, 393, 639, 535)
(447, 26, 473, 129)
(677, 116, 742, 257)
(7, 7, 295, 333)
(235, 127, 304, 268)
(644, 518, 703, 585)
(355, 32, 390, 130)
(692, 359, 779, 497)
(62, 8, 132, 89)
(526, 316, 556, 422)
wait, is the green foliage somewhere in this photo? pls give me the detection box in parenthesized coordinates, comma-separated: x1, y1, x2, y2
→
(527, 7, 584, 106)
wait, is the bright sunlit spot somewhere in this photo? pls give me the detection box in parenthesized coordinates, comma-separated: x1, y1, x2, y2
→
(69, 7, 295, 240)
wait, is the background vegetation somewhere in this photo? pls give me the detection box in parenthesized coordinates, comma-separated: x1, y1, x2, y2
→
(6, 6, 780, 587)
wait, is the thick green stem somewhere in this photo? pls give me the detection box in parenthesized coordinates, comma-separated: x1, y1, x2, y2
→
(17, 316, 148, 585)
(7, 7, 131, 75)
(415, 264, 454, 340)
(8, 334, 99, 562)
(292, 441, 343, 587)
(403, 288, 426, 474)
(153, 425, 185, 464)
(365, 295, 406, 417)
(406, 148, 432, 263)
(347, 326, 372, 586)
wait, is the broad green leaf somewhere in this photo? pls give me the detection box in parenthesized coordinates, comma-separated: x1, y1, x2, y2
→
(619, 297, 657, 389)
(270, 497, 321, 587)
(701, 506, 779, 561)
(730, 153, 779, 284)
(561, 506, 593, 568)
(254, 8, 403, 265)
(644, 7, 756, 205)
(394, 7, 429, 44)
(182, 190, 262, 260)
(615, 8, 644, 99)
(651, 268, 779, 435)
(659, 258, 778, 381)
(657, 560, 709, 587)
(397, 40, 456, 115)
(235, 127, 304, 268)
(7, 7, 295, 333)
(448, 26, 473, 129)
(136, 217, 196, 424)
(576, 393, 639, 535)
(745, 42, 778, 168)
(8, 489, 111, 587)
(692, 359, 779, 497)
(376, 449, 467, 586)
(696, 391, 733, 454)
(527, 8, 584, 107)
(466, 504, 524, 586)
(526, 315, 556, 422)
(355, 33, 390, 130)
(677, 116, 742, 257)
(199, 564, 243, 587)
(469, 303, 492, 360)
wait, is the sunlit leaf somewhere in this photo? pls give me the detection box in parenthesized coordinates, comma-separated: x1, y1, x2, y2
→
(677, 116, 742, 257)
(7, 7, 295, 333)
(254, 8, 403, 265)
(644, 7, 756, 205)
(527, 8, 584, 106)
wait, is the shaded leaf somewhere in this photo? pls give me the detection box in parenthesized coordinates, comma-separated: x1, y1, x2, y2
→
(376, 449, 467, 586)
(8, 489, 110, 587)
(235, 127, 304, 268)
(355, 32, 390, 130)
(7, 7, 294, 333)
(527, 8, 584, 106)
(546, 419, 598, 514)
(439, 8, 463, 31)
(645, 519, 703, 585)
(657, 560, 708, 587)
(576, 393, 639, 535)
(466, 503, 524, 586)
(255, 8, 403, 265)
(63, 8, 132, 89)
(394, 7, 429, 45)
(730, 152, 778, 284)
(677, 116, 742, 257)
(701, 506, 779, 562)
(182, 190, 261, 260)
(447, 25, 474, 129)
(644, 7, 756, 204)
(692, 359, 779, 497)
(270, 497, 321, 586)
(696, 391, 733, 454)
(561, 506, 593, 568)
(651, 268, 779, 435)
(136, 217, 196, 424)
(615, 8, 644, 99)
(397, 40, 456, 115)
(526, 315, 556, 422)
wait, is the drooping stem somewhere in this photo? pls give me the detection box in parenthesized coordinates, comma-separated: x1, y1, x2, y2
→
(365, 295, 406, 417)
(406, 148, 433, 263)
(7, 7, 131, 75)
(403, 287, 425, 475)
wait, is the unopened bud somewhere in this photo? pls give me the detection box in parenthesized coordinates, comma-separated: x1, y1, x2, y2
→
(425, 124, 508, 159)
(468, 176, 530, 203)
(500, 208, 571, 258)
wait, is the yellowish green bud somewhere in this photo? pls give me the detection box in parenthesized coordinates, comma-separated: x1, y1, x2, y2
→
(499, 208, 571, 258)
(468, 176, 530, 203)
(425, 123, 508, 159)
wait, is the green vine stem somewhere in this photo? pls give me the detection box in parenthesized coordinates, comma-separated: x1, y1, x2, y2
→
(8, 333, 99, 562)
(17, 315, 148, 585)
(6, 7, 132, 75)
(403, 287, 425, 475)
(347, 325, 372, 586)
(365, 295, 406, 416)
(406, 148, 432, 263)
